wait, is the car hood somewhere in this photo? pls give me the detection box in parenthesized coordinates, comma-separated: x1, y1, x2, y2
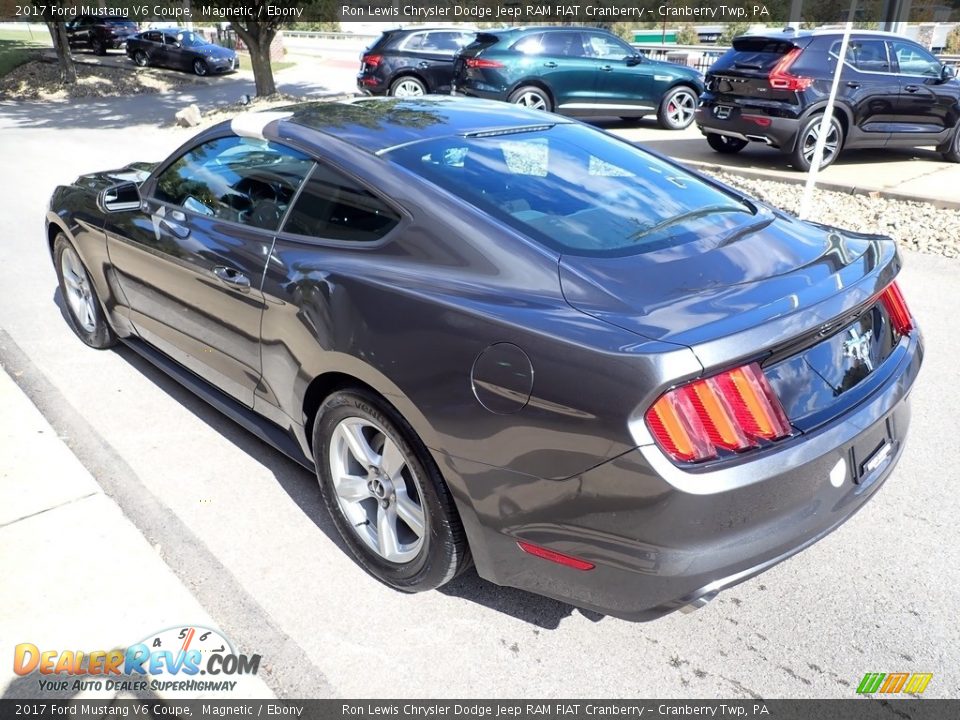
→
(74, 162, 156, 193)
(559, 211, 888, 351)
(194, 44, 234, 59)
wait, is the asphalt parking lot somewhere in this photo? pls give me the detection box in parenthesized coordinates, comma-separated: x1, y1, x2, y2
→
(1, 79, 959, 699)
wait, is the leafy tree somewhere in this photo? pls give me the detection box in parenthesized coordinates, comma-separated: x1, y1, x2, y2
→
(675, 25, 700, 46)
(946, 26, 960, 54)
(719, 22, 751, 46)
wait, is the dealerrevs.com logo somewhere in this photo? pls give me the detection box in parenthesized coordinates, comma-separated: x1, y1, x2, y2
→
(13, 626, 260, 693)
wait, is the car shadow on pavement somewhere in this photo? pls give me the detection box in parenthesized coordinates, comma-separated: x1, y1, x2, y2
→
(0, 78, 345, 131)
(52, 288, 605, 632)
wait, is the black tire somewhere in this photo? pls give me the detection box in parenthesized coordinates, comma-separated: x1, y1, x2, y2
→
(942, 124, 960, 163)
(791, 114, 844, 172)
(389, 76, 427, 97)
(92, 39, 106, 56)
(53, 234, 117, 350)
(193, 59, 208, 77)
(507, 85, 553, 113)
(706, 133, 748, 154)
(657, 86, 698, 130)
(313, 388, 470, 592)
(133, 50, 149, 68)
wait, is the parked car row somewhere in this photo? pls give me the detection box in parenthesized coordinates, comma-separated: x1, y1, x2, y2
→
(357, 25, 960, 171)
(64, 16, 238, 77)
(358, 25, 705, 130)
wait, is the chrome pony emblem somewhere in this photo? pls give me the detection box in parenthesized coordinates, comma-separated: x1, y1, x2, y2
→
(842, 328, 874, 371)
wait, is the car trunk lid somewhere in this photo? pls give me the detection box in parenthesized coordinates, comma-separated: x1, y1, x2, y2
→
(559, 215, 906, 429)
(706, 36, 811, 101)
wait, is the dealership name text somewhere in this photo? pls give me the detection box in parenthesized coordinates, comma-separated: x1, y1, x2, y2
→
(341, 705, 769, 717)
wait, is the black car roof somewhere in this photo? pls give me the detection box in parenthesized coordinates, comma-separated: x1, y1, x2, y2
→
(273, 96, 574, 154)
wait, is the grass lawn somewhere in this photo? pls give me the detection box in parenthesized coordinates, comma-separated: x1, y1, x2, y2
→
(237, 52, 296, 74)
(0, 28, 50, 78)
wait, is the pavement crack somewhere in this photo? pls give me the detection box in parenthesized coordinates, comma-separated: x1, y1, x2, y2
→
(0, 491, 98, 529)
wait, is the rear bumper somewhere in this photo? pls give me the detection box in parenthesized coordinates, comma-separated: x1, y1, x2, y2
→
(696, 94, 803, 151)
(357, 73, 389, 95)
(453, 333, 922, 621)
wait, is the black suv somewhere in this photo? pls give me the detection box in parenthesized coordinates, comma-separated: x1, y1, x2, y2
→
(65, 15, 138, 56)
(357, 27, 476, 97)
(696, 30, 960, 170)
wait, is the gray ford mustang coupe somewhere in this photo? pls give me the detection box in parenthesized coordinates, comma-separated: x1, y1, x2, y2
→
(46, 96, 922, 620)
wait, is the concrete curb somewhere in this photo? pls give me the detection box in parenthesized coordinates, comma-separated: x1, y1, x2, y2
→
(681, 159, 960, 211)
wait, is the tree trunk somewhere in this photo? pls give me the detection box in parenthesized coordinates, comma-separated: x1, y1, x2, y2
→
(248, 41, 276, 97)
(46, 21, 77, 85)
(231, 23, 277, 98)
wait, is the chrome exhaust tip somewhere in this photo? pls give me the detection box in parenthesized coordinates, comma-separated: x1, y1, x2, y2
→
(678, 591, 719, 614)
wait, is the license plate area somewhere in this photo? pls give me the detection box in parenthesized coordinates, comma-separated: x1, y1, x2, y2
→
(850, 417, 896, 486)
(714, 104, 732, 120)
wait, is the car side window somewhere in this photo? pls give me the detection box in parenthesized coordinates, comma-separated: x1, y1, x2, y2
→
(585, 33, 635, 61)
(162, 34, 178, 47)
(890, 40, 941, 77)
(834, 39, 891, 73)
(144, 32, 160, 43)
(282, 163, 400, 243)
(422, 31, 467, 55)
(512, 34, 544, 54)
(401, 32, 425, 51)
(153, 136, 313, 231)
(540, 32, 586, 58)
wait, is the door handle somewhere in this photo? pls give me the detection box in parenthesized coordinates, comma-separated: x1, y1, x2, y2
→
(543, 61, 557, 68)
(600, 65, 614, 72)
(904, 85, 920, 93)
(213, 266, 251, 291)
(846, 81, 861, 89)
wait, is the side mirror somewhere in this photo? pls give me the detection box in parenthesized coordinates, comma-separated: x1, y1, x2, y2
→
(627, 54, 644, 66)
(99, 182, 141, 213)
(941, 63, 957, 82)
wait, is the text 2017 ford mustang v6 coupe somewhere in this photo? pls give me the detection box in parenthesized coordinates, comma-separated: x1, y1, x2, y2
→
(46, 97, 922, 620)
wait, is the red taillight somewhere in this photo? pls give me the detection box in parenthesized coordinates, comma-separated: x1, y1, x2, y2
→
(742, 114, 772, 127)
(362, 53, 382, 68)
(465, 57, 505, 69)
(517, 541, 595, 571)
(880, 281, 913, 335)
(645, 363, 792, 463)
(768, 48, 813, 91)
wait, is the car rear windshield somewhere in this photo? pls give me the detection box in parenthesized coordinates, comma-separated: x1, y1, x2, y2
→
(720, 37, 798, 71)
(385, 124, 753, 257)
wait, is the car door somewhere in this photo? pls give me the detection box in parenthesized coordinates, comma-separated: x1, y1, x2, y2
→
(827, 37, 898, 144)
(528, 31, 598, 110)
(160, 32, 183, 70)
(406, 30, 472, 92)
(138, 31, 163, 63)
(65, 17, 91, 50)
(103, 135, 314, 406)
(889, 39, 956, 142)
(583, 31, 655, 114)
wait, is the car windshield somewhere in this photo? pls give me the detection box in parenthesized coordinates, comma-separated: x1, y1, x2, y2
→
(385, 124, 753, 257)
(176, 31, 206, 48)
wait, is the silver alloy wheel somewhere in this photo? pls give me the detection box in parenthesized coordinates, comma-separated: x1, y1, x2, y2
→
(193, 59, 207, 76)
(134, 51, 147, 67)
(513, 90, 547, 111)
(802, 122, 840, 165)
(328, 417, 426, 564)
(666, 90, 697, 127)
(392, 79, 425, 97)
(60, 246, 97, 333)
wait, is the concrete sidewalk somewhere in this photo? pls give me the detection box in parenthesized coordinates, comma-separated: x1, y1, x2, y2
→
(0, 365, 274, 701)
(611, 121, 960, 209)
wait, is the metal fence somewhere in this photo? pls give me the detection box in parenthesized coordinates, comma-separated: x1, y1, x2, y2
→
(632, 42, 960, 73)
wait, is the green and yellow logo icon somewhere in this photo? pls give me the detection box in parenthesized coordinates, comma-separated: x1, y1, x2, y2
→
(857, 672, 933, 694)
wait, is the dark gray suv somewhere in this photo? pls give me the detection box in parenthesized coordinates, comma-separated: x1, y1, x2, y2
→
(697, 30, 960, 170)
